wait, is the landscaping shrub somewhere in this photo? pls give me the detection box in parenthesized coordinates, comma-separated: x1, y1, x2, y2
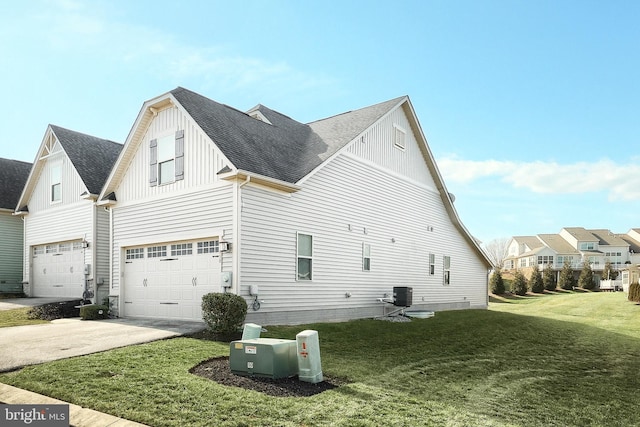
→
(578, 262, 595, 290)
(543, 263, 556, 291)
(529, 267, 544, 293)
(490, 269, 505, 295)
(27, 299, 83, 320)
(202, 293, 247, 340)
(512, 270, 528, 296)
(558, 260, 576, 290)
(628, 282, 640, 303)
(80, 305, 109, 320)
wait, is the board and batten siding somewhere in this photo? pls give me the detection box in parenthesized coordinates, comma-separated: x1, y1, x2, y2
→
(0, 212, 24, 284)
(23, 202, 94, 289)
(109, 185, 235, 293)
(116, 105, 228, 203)
(241, 153, 488, 325)
(345, 104, 437, 188)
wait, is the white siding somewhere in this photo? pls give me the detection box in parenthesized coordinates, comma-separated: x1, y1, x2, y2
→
(0, 212, 24, 284)
(110, 185, 234, 292)
(346, 105, 437, 189)
(116, 106, 228, 203)
(23, 202, 94, 287)
(240, 153, 487, 322)
(95, 206, 110, 286)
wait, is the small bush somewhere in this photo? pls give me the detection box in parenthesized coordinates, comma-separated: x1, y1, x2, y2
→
(558, 260, 576, 290)
(512, 271, 528, 296)
(543, 263, 556, 291)
(490, 269, 506, 295)
(202, 293, 247, 340)
(578, 262, 595, 290)
(27, 299, 83, 320)
(628, 282, 640, 303)
(80, 305, 110, 320)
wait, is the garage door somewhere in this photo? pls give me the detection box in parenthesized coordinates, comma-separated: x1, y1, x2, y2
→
(122, 239, 222, 321)
(31, 241, 85, 298)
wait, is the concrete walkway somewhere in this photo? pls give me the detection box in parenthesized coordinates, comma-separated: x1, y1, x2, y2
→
(0, 383, 147, 426)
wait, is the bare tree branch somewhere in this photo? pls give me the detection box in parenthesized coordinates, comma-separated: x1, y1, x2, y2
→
(483, 237, 510, 269)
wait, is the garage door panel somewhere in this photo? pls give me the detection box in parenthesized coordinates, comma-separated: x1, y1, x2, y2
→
(31, 242, 85, 298)
(123, 239, 221, 321)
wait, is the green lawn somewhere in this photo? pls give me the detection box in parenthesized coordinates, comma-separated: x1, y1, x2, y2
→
(1, 292, 639, 426)
(0, 307, 48, 328)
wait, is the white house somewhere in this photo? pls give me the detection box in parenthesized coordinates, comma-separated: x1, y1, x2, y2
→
(0, 158, 31, 293)
(15, 125, 122, 302)
(99, 87, 491, 325)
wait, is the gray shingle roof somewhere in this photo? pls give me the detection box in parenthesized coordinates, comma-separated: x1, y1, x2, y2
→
(0, 158, 31, 210)
(50, 125, 123, 195)
(589, 229, 629, 247)
(537, 234, 579, 254)
(171, 87, 403, 183)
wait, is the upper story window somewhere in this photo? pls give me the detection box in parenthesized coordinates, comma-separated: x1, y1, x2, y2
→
(296, 233, 313, 280)
(579, 242, 596, 251)
(150, 130, 184, 187)
(429, 253, 435, 275)
(537, 255, 554, 265)
(51, 163, 62, 202)
(443, 255, 451, 285)
(393, 124, 406, 150)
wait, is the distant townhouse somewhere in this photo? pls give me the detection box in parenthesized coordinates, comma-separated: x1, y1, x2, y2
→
(504, 227, 640, 288)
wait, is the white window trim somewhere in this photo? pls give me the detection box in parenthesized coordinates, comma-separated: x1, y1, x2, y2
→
(393, 124, 407, 150)
(443, 255, 451, 286)
(363, 243, 371, 271)
(50, 161, 62, 204)
(296, 232, 313, 281)
(429, 253, 435, 275)
(157, 133, 176, 186)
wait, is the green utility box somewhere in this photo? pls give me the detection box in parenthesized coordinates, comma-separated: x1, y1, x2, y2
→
(230, 338, 298, 379)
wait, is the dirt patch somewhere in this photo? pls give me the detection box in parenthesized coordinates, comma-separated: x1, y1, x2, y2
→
(190, 357, 346, 397)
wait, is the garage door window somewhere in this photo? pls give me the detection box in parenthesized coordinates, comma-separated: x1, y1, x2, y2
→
(171, 243, 193, 256)
(197, 241, 219, 254)
(73, 242, 83, 251)
(33, 246, 44, 256)
(46, 245, 57, 254)
(59, 243, 71, 252)
(126, 248, 144, 260)
(148, 246, 167, 258)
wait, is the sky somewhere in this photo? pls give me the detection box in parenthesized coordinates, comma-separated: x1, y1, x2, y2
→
(1, 0, 639, 245)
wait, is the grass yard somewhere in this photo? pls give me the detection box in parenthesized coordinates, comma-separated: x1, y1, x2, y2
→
(1, 292, 639, 426)
(0, 307, 48, 328)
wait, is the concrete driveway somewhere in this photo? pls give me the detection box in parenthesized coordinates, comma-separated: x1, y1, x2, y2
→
(0, 298, 206, 372)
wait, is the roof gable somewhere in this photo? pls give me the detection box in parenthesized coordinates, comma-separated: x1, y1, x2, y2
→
(17, 125, 122, 211)
(50, 125, 123, 195)
(0, 158, 31, 210)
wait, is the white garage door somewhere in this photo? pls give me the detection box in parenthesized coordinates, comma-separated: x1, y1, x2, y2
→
(32, 241, 85, 298)
(122, 239, 222, 321)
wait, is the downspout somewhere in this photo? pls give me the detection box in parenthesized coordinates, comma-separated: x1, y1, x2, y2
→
(232, 176, 251, 296)
(106, 206, 114, 313)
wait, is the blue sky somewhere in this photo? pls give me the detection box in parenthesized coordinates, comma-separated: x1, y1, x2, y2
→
(2, 0, 639, 244)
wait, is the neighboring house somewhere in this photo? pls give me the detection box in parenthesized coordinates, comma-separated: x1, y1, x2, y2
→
(99, 87, 492, 324)
(0, 158, 32, 292)
(15, 125, 122, 302)
(504, 227, 637, 287)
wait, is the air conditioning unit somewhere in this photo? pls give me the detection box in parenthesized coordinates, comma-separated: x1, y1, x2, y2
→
(393, 286, 413, 307)
(230, 338, 298, 379)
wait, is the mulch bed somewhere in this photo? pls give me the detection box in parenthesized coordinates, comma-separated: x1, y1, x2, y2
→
(190, 357, 346, 397)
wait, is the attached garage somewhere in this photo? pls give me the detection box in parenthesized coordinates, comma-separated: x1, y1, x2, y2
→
(121, 238, 222, 321)
(31, 241, 86, 298)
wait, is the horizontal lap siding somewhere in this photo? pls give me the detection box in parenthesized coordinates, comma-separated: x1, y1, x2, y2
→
(240, 153, 487, 320)
(96, 207, 110, 285)
(0, 213, 23, 283)
(110, 186, 234, 291)
(23, 202, 94, 285)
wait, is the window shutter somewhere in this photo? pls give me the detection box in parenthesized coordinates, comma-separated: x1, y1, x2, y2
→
(175, 130, 184, 181)
(149, 138, 158, 186)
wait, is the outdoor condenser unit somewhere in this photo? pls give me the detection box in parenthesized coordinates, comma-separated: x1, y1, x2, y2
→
(229, 338, 298, 379)
(393, 286, 413, 307)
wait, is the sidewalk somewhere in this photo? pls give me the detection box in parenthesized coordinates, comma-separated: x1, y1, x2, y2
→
(0, 383, 147, 426)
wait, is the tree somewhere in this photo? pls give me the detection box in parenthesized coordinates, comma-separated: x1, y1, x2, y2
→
(512, 270, 528, 296)
(490, 268, 506, 295)
(529, 266, 544, 293)
(578, 261, 595, 290)
(628, 282, 640, 302)
(483, 237, 510, 269)
(602, 260, 619, 281)
(543, 262, 556, 291)
(558, 260, 576, 290)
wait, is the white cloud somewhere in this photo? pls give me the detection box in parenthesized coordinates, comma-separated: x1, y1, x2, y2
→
(438, 156, 640, 201)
